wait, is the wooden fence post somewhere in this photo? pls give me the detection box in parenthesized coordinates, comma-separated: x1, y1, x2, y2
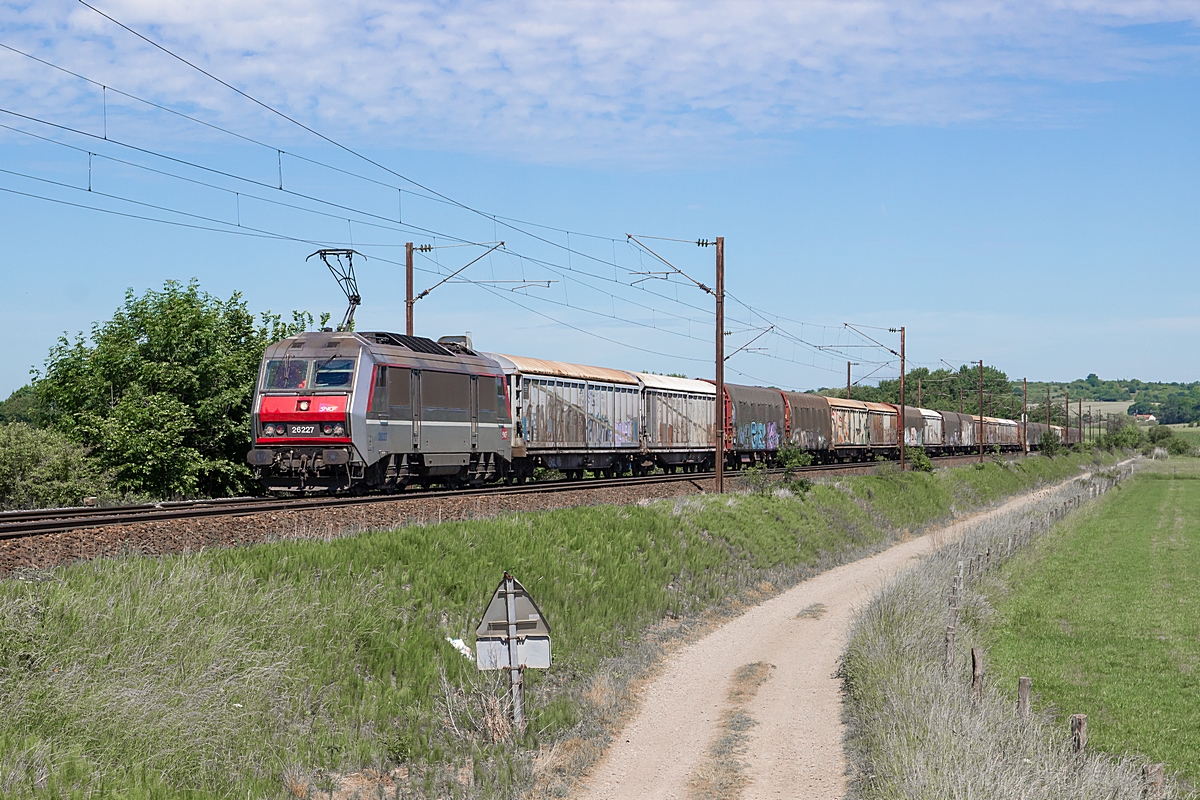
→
(1071, 713, 1087, 754)
(972, 647, 983, 703)
(1018, 676, 1031, 719)
(945, 626, 956, 674)
(1142, 763, 1165, 800)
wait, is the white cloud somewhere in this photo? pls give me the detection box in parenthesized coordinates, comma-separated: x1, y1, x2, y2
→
(1, 0, 1198, 162)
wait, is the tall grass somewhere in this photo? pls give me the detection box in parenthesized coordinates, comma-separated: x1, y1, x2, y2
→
(840, 461, 1192, 799)
(0, 452, 1112, 798)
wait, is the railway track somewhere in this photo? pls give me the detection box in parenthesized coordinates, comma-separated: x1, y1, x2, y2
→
(0, 453, 1009, 540)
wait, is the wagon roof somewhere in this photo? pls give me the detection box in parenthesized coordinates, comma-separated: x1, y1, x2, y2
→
(826, 396, 869, 411)
(634, 373, 716, 394)
(487, 353, 638, 385)
(780, 391, 830, 409)
(863, 401, 898, 413)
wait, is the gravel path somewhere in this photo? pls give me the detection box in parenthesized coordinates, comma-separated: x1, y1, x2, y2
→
(576, 477, 1086, 800)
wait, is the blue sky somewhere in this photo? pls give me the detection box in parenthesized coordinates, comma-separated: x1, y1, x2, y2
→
(1, 0, 1198, 397)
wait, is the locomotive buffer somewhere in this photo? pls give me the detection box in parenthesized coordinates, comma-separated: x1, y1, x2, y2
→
(475, 572, 551, 728)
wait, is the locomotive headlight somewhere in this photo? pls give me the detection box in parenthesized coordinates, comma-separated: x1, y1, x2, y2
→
(263, 423, 276, 435)
(298, 400, 310, 411)
(333, 423, 345, 435)
(321, 423, 334, 435)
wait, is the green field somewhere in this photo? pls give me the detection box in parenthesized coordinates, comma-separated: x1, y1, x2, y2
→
(991, 458, 1200, 780)
(1165, 424, 1200, 449)
(0, 452, 1112, 799)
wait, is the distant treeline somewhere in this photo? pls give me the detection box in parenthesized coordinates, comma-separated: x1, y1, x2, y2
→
(817, 370, 1200, 425)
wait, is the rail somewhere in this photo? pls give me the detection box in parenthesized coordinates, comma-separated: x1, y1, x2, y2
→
(0, 453, 1012, 541)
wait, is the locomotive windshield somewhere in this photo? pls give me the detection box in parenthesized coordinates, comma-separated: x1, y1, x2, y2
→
(262, 359, 311, 390)
(314, 358, 356, 388)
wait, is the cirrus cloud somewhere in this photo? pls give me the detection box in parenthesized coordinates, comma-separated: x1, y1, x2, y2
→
(1, 0, 1198, 163)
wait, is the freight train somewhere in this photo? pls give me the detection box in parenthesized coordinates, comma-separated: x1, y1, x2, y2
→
(245, 330, 1075, 493)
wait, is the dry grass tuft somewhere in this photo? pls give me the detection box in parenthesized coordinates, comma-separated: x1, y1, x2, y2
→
(686, 661, 775, 800)
(280, 765, 310, 798)
(795, 602, 828, 620)
(726, 661, 774, 705)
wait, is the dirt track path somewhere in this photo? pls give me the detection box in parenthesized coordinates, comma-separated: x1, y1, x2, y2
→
(576, 477, 1087, 800)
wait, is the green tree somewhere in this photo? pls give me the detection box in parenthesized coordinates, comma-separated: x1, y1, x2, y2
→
(0, 385, 44, 426)
(0, 423, 113, 509)
(36, 280, 313, 498)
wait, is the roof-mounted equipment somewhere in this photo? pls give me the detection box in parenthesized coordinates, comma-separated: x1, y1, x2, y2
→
(308, 249, 365, 332)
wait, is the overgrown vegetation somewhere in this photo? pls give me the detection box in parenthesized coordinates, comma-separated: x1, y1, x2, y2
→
(1090, 417, 1197, 456)
(0, 424, 113, 510)
(839, 463, 1189, 799)
(1039, 428, 1063, 457)
(0, 454, 1108, 798)
(0, 280, 322, 507)
(990, 459, 1200, 782)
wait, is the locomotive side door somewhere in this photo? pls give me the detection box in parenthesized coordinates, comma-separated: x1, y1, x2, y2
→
(470, 375, 479, 449)
(411, 370, 422, 450)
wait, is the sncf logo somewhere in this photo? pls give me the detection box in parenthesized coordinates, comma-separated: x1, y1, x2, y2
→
(319, 404, 340, 412)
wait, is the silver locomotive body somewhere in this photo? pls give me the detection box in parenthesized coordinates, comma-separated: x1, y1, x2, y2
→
(247, 331, 512, 493)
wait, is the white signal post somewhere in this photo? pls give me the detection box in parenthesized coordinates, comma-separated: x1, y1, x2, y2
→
(505, 573, 524, 728)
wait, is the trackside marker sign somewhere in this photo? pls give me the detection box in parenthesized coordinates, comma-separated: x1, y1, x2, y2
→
(474, 572, 550, 728)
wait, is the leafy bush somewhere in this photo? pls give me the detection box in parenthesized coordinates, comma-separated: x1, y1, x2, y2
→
(740, 462, 773, 494)
(906, 445, 934, 472)
(1038, 429, 1063, 457)
(776, 443, 814, 471)
(1101, 422, 1147, 451)
(35, 280, 314, 499)
(0, 423, 113, 509)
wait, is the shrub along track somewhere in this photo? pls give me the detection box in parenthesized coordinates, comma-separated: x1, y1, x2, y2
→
(0, 454, 1003, 575)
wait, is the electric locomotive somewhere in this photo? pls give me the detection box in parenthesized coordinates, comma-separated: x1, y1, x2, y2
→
(246, 330, 513, 493)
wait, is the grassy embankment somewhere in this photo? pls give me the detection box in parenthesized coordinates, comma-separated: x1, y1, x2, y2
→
(839, 457, 1177, 800)
(0, 452, 1111, 799)
(990, 457, 1200, 782)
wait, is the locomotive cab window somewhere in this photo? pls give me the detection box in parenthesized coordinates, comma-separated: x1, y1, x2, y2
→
(476, 375, 510, 424)
(496, 377, 511, 423)
(263, 359, 311, 390)
(314, 358, 356, 388)
(368, 366, 387, 418)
